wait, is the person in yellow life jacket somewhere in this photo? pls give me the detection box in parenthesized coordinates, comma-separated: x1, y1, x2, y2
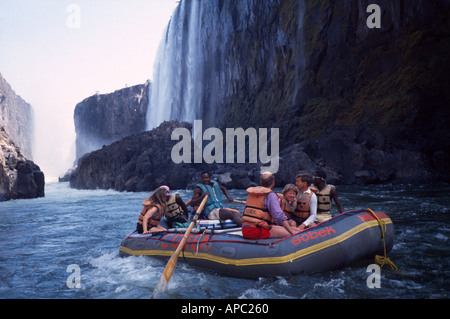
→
(291, 172, 317, 230)
(164, 187, 190, 228)
(242, 172, 300, 239)
(313, 170, 344, 223)
(136, 186, 169, 234)
(277, 184, 297, 218)
(188, 172, 242, 226)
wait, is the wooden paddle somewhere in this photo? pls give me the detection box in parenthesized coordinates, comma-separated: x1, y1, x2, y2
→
(233, 199, 246, 205)
(151, 195, 209, 299)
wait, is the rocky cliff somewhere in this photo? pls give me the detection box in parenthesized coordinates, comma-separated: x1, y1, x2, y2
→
(151, 0, 450, 184)
(74, 82, 150, 160)
(1, 126, 45, 201)
(71, 121, 198, 191)
(0, 73, 44, 201)
(71, 0, 450, 191)
(70, 120, 264, 191)
(0, 72, 34, 159)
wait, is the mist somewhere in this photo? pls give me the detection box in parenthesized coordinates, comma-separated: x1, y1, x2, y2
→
(0, 1, 178, 182)
(32, 103, 76, 182)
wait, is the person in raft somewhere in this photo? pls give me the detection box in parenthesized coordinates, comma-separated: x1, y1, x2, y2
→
(242, 172, 300, 239)
(290, 172, 317, 230)
(163, 186, 190, 228)
(189, 172, 242, 227)
(312, 170, 344, 223)
(276, 184, 298, 218)
(136, 186, 169, 234)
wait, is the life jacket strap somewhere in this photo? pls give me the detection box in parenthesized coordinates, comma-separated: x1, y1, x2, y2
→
(243, 213, 274, 226)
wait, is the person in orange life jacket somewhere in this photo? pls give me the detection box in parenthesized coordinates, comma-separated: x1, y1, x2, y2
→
(290, 172, 317, 230)
(136, 186, 169, 234)
(277, 184, 297, 218)
(313, 170, 344, 223)
(242, 172, 300, 239)
(189, 172, 242, 226)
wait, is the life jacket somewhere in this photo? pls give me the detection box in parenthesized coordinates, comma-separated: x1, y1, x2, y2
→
(293, 190, 313, 220)
(242, 187, 274, 229)
(137, 201, 164, 227)
(165, 195, 184, 220)
(316, 184, 335, 214)
(276, 193, 296, 218)
(195, 181, 223, 217)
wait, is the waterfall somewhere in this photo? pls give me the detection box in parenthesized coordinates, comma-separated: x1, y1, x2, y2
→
(146, 0, 205, 130)
(146, 0, 307, 130)
(146, 0, 239, 130)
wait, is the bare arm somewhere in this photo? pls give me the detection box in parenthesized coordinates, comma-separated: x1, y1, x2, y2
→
(281, 219, 300, 235)
(142, 206, 158, 234)
(219, 183, 233, 202)
(188, 187, 208, 207)
(176, 196, 189, 217)
(330, 187, 344, 213)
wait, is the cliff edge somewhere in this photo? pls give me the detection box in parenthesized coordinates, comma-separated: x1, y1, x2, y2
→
(1, 126, 44, 201)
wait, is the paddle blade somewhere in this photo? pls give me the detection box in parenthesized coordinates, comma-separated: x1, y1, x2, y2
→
(151, 195, 208, 298)
(151, 274, 168, 299)
(151, 253, 178, 299)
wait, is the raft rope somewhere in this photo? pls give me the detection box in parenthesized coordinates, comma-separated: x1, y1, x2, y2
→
(195, 228, 209, 255)
(367, 208, 398, 270)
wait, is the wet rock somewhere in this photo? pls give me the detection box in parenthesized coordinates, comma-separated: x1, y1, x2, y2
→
(0, 126, 45, 201)
(74, 82, 150, 160)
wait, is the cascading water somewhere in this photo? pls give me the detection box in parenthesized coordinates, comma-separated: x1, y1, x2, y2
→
(146, 0, 306, 130)
(146, 0, 205, 130)
(146, 0, 238, 130)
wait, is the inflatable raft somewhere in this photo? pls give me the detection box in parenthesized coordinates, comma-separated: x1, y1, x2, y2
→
(119, 209, 394, 278)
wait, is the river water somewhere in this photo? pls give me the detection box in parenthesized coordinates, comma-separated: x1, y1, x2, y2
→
(0, 182, 448, 299)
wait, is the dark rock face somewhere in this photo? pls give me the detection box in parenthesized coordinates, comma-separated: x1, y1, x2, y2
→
(70, 0, 450, 189)
(71, 121, 194, 191)
(151, 0, 449, 184)
(74, 82, 150, 160)
(70, 120, 266, 191)
(1, 126, 44, 201)
(68, 119, 432, 191)
(276, 127, 434, 186)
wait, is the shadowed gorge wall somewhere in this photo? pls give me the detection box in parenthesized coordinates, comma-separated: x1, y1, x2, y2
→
(71, 0, 450, 190)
